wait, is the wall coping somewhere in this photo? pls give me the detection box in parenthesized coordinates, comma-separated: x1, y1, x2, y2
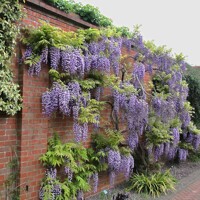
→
(22, 0, 97, 29)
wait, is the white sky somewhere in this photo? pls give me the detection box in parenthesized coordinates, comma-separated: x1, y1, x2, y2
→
(75, 0, 200, 66)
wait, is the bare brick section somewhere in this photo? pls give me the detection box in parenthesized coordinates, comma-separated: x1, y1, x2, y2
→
(0, 116, 18, 199)
(0, 1, 152, 199)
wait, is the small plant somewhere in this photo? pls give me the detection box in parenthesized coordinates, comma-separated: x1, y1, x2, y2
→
(127, 170, 177, 198)
(39, 133, 106, 199)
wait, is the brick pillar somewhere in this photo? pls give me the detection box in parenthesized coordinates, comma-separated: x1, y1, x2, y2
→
(18, 61, 49, 200)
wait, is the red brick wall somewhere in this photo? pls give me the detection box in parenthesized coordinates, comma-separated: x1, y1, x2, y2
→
(0, 1, 151, 199)
(0, 43, 22, 199)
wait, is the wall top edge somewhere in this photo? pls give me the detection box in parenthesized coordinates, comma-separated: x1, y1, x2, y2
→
(21, 0, 97, 29)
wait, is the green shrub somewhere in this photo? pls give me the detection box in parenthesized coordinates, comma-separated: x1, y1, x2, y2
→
(185, 66, 200, 128)
(127, 170, 177, 197)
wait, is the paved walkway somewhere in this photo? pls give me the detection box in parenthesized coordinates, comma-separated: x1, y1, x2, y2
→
(154, 169, 200, 200)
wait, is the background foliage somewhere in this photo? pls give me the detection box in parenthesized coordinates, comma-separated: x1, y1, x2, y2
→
(185, 66, 200, 128)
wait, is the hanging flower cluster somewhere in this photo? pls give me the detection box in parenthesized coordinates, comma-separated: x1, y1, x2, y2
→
(23, 24, 123, 145)
(42, 81, 92, 142)
(108, 149, 134, 185)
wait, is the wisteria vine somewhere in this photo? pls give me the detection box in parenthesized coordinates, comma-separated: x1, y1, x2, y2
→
(22, 22, 200, 199)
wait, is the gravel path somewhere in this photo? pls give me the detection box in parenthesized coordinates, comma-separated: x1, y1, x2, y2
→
(87, 161, 200, 200)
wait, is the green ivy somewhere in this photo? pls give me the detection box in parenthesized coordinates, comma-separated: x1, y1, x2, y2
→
(0, 0, 23, 115)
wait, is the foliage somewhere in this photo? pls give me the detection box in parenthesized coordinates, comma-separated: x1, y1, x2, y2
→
(152, 73, 170, 96)
(0, 69, 22, 115)
(44, 0, 113, 27)
(144, 40, 172, 55)
(22, 22, 132, 53)
(75, 3, 112, 27)
(0, 0, 23, 115)
(44, 0, 76, 13)
(92, 129, 134, 185)
(77, 78, 101, 90)
(0, 0, 23, 64)
(39, 133, 105, 199)
(43, 0, 140, 36)
(188, 149, 200, 162)
(178, 142, 194, 151)
(127, 170, 177, 197)
(185, 66, 200, 128)
(92, 129, 125, 151)
(146, 114, 172, 145)
(188, 122, 200, 135)
(116, 26, 133, 38)
(87, 148, 108, 172)
(78, 99, 105, 124)
(77, 28, 101, 42)
(22, 21, 85, 50)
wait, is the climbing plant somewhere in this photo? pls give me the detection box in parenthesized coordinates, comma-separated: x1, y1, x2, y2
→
(22, 22, 200, 199)
(0, 0, 23, 115)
